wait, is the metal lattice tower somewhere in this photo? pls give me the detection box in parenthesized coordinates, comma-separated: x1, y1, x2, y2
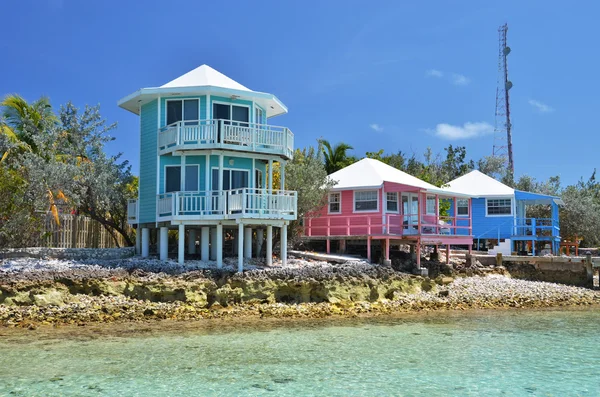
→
(492, 23, 514, 176)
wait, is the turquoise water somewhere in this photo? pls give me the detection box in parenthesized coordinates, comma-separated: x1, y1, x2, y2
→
(1, 309, 599, 396)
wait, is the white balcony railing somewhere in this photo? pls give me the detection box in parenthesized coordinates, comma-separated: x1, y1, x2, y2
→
(157, 119, 294, 158)
(156, 189, 297, 221)
(127, 199, 138, 223)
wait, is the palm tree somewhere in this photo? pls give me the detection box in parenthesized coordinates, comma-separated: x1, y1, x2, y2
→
(320, 139, 354, 174)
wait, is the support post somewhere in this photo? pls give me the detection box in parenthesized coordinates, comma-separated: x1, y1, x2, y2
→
(446, 245, 450, 265)
(244, 227, 252, 259)
(201, 226, 210, 262)
(416, 241, 421, 269)
(496, 253, 503, 267)
(385, 238, 390, 261)
(585, 253, 593, 287)
(135, 227, 141, 255)
(256, 228, 264, 257)
(141, 227, 150, 258)
(339, 239, 346, 254)
(266, 225, 273, 266)
(188, 229, 196, 255)
(281, 224, 288, 267)
(216, 224, 223, 268)
(238, 222, 244, 272)
(367, 237, 371, 262)
(210, 227, 217, 261)
(326, 239, 331, 254)
(160, 226, 169, 261)
(280, 161, 285, 191)
(178, 224, 185, 265)
(268, 159, 273, 194)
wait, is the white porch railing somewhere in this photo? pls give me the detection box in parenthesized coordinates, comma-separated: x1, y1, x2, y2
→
(127, 199, 138, 223)
(158, 119, 294, 158)
(156, 189, 297, 220)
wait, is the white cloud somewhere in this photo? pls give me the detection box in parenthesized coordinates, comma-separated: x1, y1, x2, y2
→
(369, 123, 384, 132)
(451, 73, 470, 86)
(528, 99, 554, 113)
(433, 122, 493, 140)
(426, 69, 444, 78)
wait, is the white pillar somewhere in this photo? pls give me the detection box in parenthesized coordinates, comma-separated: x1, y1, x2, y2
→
(268, 159, 273, 194)
(160, 226, 169, 261)
(280, 161, 285, 191)
(201, 226, 210, 262)
(178, 224, 185, 265)
(135, 227, 141, 255)
(238, 222, 244, 272)
(266, 225, 273, 266)
(281, 224, 288, 267)
(141, 228, 150, 258)
(216, 224, 223, 268)
(210, 227, 217, 261)
(256, 228, 264, 257)
(244, 227, 252, 259)
(187, 229, 196, 255)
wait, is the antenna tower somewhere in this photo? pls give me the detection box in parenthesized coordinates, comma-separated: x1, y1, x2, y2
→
(492, 23, 514, 176)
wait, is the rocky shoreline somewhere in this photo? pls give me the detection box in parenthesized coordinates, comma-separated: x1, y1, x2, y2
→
(1, 257, 599, 328)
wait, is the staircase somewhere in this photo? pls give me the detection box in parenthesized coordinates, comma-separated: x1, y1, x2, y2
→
(488, 239, 511, 256)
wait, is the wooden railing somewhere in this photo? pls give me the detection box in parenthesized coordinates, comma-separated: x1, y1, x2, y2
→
(513, 218, 559, 238)
(157, 119, 294, 158)
(156, 189, 297, 220)
(304, 213, 472, 237)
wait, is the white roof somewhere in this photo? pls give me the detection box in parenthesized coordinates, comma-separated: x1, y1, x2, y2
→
(160, 65, 251, 91)
(328, 158, 470, 197)
(117, 64, 287, 117)
(443, 170, 514, 197)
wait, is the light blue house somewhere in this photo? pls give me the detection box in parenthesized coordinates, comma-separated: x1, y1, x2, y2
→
(444, 170, 561, 255)
(119, 65, 297, 271)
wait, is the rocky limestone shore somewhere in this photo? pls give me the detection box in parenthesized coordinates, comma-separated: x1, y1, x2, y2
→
(1, 257, 599, 328)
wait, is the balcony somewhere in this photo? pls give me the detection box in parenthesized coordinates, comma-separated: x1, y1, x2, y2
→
(127, 199, 138, 224)
(158, 119, 294, 159)
(513, 218, 560, 239)
(157, 189, 297, 222)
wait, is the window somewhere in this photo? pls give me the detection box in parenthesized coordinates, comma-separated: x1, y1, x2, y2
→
(255, 107, 264, 124)
(255, 169, 263, 189)
(457, 199, 469, 216)
(166, 99, 199, 125)
(213, 103, 249, 126)
(354, 190, 378, 212)
(329, 193, 341, 214)
(165, 165, 199, 193)
(426, 195, 436, 215)
(386, 192, 398, 213)
(487, 198, 512, 216)
(211, 168, 249, 190)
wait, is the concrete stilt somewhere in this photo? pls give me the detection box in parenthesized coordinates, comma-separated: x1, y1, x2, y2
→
(266, 225, 273, 266)
(141, 228, 150, 258)
(244, 227, 252, 259)
(201, 226, 210, 262)
(238, 223, 244, 272)
(188, 229, 196, 255)
(256, 229, 264, 257)
(367, 237, 371, 262)
(135, 227, 141, 255)
(178, 224, 185, 265)
(281, 224, 288, 267)
(210, 227, 217, 261)
(446, 245, 450, 265)
(326, 239, 331, 254)
(216, 224, 223, 268)
(416, 241, 421, 269)
(159, 227, 168, 261)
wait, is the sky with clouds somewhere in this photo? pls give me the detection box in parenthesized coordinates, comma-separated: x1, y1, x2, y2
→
(1, 0, 597, 185)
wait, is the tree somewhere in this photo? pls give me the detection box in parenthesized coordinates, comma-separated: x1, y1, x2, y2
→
(560, 172, 600, 247)
(320, 139, 355, 174)
(285, 142, 337, 240)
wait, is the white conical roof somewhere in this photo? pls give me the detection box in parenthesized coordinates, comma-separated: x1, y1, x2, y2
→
(329, 158, 438, 190)
(160, 64, 251, 91)
(444, 170, 514, 196)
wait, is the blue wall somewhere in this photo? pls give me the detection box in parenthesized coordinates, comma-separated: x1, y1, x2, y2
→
(138, 99, 158, 224)
(449, 197, 514, 239)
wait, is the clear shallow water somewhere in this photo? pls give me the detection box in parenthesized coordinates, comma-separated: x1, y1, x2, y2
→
(1, 309, 599, 396)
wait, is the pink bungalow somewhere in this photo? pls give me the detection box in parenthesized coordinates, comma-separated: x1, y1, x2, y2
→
(303, 159, 474, 269)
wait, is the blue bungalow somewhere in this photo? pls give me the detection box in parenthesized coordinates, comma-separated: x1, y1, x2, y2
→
(444, 170, 562, 255)
(119, 65, 297, 271)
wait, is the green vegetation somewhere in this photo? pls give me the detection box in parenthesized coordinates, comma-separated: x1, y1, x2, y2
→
(0, 95, 137, 248)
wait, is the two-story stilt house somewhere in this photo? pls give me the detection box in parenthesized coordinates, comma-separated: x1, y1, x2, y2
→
(120, 65, 297, 271)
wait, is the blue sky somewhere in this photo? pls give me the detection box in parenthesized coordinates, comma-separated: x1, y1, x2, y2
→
(2, 0, 597, 185)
